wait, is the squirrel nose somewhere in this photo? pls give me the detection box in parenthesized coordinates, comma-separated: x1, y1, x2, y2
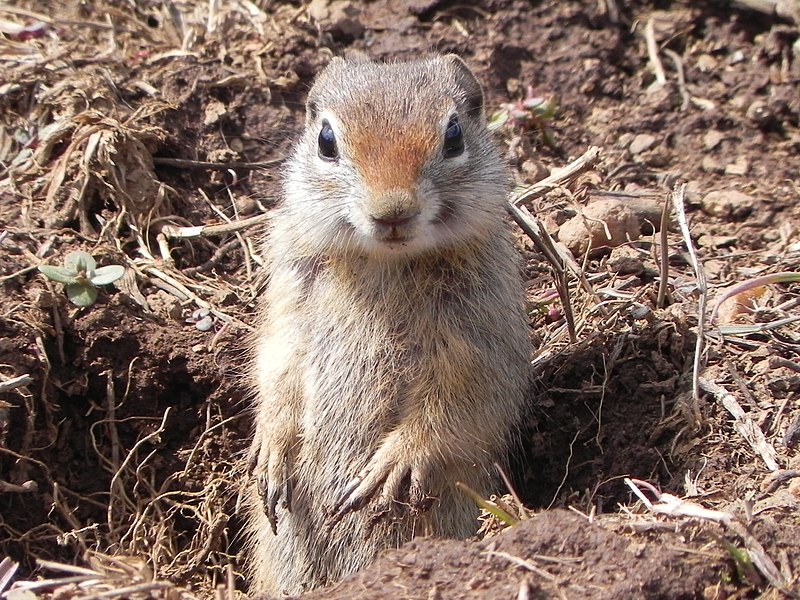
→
(372, 213, 416, 227)
(368, 190, 420, 227)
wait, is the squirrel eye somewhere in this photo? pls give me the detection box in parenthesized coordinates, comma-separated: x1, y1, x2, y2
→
(443, 115, 464, 158)
(318, 120, 338, 161)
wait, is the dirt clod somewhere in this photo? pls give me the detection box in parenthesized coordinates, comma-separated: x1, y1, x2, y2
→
(628, 133, 658, 155)
(700, 189, 756, 219)
(557, 199, 641, 257)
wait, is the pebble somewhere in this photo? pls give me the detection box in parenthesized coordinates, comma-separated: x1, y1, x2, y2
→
(702, 156, 724, 173)
(521, 159, 549, 183)
(308, 0, 364, 39)
(629, 134, 657, 155)
(608, 245, 645, 275)
(724, 157, 749, 176)
(557, 199, 641, 256)
(700, 190, 755, 218)
(697, 234, 738, 248)
(746, 99, 774, 127)
(703, 130, 725, 150)
(695, 54, 718, 72)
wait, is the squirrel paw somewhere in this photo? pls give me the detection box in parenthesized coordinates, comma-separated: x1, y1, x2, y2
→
(248, 430, 297, 533)
(329, 433, 435, 525)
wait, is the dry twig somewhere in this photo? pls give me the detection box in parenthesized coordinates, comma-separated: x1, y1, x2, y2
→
(698, 379, 780, 472)
(511, 146, 601, 206)
(644, 18, 667, 86)
(673, 183, 706, 421)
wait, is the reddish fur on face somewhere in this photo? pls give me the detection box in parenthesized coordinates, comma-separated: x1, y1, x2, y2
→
(347, 123, 438, 195)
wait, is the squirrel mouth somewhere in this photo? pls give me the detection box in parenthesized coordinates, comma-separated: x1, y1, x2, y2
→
(376, 231, 411, 245)
(372, 221, 414, 243)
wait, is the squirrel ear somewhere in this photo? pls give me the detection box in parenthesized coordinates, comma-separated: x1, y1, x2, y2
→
(326, 56, 348, 69)
(307, 56, 347, 122)
(342, 49, 371, 64)
(443, 54, 485, 119)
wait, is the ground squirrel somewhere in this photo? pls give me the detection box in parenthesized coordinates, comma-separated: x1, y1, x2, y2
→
(245, 54, 531, 595)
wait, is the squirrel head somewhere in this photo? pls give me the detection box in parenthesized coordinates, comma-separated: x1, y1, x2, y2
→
(282, 54, 508, 260)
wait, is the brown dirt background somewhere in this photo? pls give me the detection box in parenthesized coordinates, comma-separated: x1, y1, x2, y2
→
(1, 0, 799, 598)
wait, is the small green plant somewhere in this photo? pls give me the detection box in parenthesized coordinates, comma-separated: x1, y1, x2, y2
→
(38, 251, 125, 307)
(488, 85, 558, 147)
(455, 481, 520, 527)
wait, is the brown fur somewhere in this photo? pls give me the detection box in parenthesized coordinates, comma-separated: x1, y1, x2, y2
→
(244, 54, 531, 595)
(349, 116, 440, 194)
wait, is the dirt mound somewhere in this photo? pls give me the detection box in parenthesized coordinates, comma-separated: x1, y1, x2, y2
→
(294, 509, 723, 600)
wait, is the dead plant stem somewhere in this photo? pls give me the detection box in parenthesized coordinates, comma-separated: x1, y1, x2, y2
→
(656, 189, 671, 308)
(107, 407, 172, 535)
(644, 18, 667, 85)
(673, 183, 705, 421)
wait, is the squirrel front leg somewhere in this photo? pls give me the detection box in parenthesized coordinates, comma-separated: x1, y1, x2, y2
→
(247, 404, 300, 533)
(328, 400, 504, 527)
(248, 326, 305, 533)
(330, 333, 518, 525)
(329, 425, 436, 524)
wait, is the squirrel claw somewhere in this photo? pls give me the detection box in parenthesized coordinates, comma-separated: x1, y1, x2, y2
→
(329, 475, 374, 525)
(251, 431, 296, 533)
(255, 471, 279, 534)
(329, 438, 435, 526)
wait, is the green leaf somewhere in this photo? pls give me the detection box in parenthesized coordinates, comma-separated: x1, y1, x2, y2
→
(66, 283, 98, 307)
(714, 534, 761, 586)
(487, 109, 509, 132)
(38, 265, 78, 285)
(91, 265, 125, 286)
(64, 251, 96, 275)
(455, 481, 519, 527)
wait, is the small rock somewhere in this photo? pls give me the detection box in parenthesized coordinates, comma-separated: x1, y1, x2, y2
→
(701, 156, 724, 173)
(695, 53, 718, 72)
(505, 77, 521, 96)
(684, 180, 703, 204)
(724, 157, 749, 176)
(308, 0, 331, 21)
(730, 94, 749, 111)
(629, 134, 657, 155)
(308, 0, 364, 39)
(702, 259, 727, 280)
(330, 2, 364, 38)
(234, 194, 258, 216)
(629, 303, 652, 320)
(229, 137, 244, 153)
(642, 149, 671, 167)
(646, 82, 682, 111)
(697, 234, 738, 248)
(617, 132, 634, 149)
(557, 199, 641, 257)
(203, 99, 227, 126)
(713, 285, 770, 324)
(608, 245, 645, 275)
(146, 290, 182, 321)
(520, 159, 549, 183)
(700, 190, 754, 219)
(746, 99, 774, 127)
(703, 129, 725, 150)
(729, 49, 746, 64)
